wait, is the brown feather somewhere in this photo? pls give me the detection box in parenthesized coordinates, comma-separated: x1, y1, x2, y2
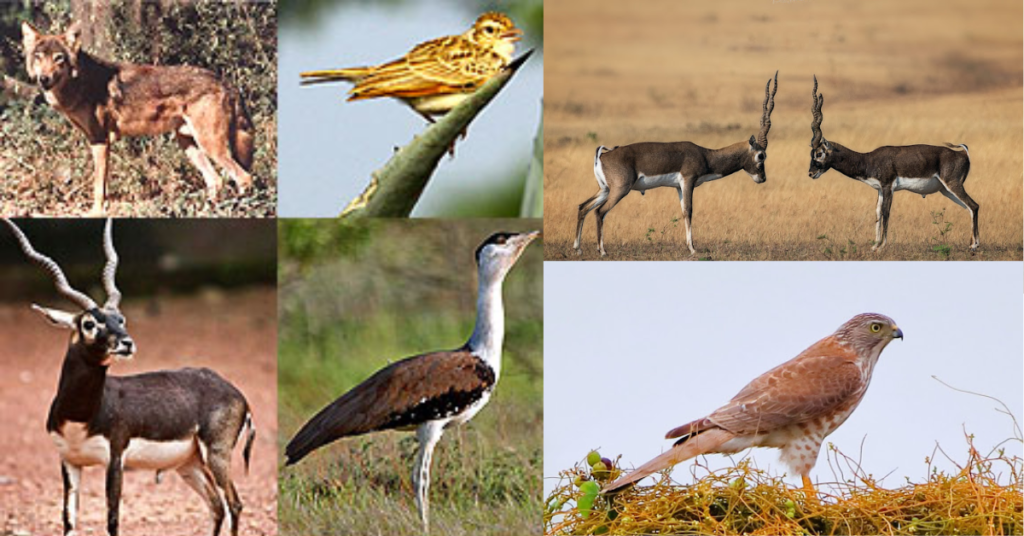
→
(284, 349, 493, 465)
(602, 428, 734, 493)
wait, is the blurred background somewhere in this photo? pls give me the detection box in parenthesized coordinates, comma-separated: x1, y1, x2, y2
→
(0, 219, 279, 535)
(277, 0, 543, 217)
(0, 0, 277, 217)
(277, 219, 543, 535)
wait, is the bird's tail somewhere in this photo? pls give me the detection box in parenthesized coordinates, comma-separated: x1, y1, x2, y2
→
(300, 67, 373, 86)
(602, 428, 732, 493)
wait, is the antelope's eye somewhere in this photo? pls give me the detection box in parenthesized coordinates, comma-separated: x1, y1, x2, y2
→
(82, 320, 96, 331)
(869, 323, 882, 333)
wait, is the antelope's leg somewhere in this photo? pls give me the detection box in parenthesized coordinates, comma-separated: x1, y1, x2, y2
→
(105, 453, 124, 536)
(594, 184, 630, 257)
(877, 187, 893, 250)
(677, 184, 696, 255)
(62, 462, 82, 535)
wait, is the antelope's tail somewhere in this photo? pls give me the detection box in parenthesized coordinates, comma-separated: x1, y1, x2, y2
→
(944, 142, 970, 162)
(602, 428, 732, 493)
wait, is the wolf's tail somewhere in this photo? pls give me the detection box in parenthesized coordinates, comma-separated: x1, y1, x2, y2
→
(230, 90, 255, 172)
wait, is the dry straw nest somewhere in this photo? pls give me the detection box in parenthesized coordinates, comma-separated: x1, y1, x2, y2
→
(545, 434, 1022, 536)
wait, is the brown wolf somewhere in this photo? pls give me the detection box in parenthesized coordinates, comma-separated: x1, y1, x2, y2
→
(22, 21, 255, 215)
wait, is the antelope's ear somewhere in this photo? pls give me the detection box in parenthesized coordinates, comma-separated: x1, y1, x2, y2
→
(823, 140, 831, 150)
(21, 22, 39, 49)
(748, 135, 756, 147)
(32, 305, 77, 330)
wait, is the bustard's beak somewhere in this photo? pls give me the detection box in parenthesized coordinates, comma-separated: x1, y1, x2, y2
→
(892, 325, 903, 340)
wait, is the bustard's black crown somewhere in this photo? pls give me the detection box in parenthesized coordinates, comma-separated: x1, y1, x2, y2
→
(475, 232, 517, 265)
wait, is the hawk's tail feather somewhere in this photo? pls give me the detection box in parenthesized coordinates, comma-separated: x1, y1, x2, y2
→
(602, 428, 733, 493)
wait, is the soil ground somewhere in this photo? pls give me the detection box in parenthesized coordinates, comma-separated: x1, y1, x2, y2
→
(0, 288, 277, 536)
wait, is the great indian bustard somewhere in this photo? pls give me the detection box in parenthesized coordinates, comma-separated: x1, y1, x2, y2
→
(284, 230, 539, 531)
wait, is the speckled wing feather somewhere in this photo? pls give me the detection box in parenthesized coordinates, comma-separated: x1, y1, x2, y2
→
(705, 339, 864, 436)
(284, 349, 494, 465)
(348, 36, 505, 100)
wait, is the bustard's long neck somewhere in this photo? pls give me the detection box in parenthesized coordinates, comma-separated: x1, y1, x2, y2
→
(467, 268, 506, 378)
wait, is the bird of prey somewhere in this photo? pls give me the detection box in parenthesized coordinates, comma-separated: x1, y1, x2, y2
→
(604, 313, 903, 501)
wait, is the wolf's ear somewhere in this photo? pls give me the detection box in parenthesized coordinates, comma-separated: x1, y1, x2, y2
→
(21, 22, 40, 50)
(65, 22, 82, 53)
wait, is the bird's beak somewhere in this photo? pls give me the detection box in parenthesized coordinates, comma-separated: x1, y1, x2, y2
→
(502, 28, 524, 41)
(892, 325, 903, 340)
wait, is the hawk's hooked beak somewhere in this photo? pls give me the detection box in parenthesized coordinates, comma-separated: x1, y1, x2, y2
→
(892, 325, 903, 340)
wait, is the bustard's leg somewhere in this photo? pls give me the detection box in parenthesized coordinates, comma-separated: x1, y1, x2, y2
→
(801, 474, 820, 506)
(413, 421, 446, 533)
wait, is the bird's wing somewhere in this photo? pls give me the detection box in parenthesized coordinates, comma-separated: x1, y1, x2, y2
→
(348, 36, 505, 100)
(284, 349, 494, 465)
(708, 338, 864, 435)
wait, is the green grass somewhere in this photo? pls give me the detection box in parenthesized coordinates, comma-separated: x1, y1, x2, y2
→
(277, 219, 543, 536)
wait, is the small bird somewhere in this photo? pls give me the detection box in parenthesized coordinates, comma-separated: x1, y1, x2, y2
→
(284, 230, 539, 532)
(603, 313, 903, 503)
(300, 12, 523, 122)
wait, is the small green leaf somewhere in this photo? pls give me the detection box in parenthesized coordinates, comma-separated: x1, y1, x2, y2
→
(579, 480, 600, 519)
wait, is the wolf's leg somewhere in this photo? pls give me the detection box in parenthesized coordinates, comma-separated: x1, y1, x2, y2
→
(88, 143, 109, 216)
(176, 133, 223, 202)
(185, 97, 253, 196)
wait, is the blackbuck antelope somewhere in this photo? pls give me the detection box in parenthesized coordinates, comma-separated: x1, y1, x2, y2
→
(3, 219, 255, 536)
(808, 76, 979, 252)
(574, 72, 778, 256)
(284, 231, 539, 533)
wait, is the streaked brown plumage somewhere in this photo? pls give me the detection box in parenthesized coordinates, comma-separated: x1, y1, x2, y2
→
(300, 12, 522, 120)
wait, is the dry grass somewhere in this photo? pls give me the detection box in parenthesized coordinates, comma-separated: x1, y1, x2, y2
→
(545, 435, 1022, 535)
(543, 0, 1022, 261)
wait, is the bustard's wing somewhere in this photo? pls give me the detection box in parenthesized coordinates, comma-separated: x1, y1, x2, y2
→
(284, 349, 494, 465)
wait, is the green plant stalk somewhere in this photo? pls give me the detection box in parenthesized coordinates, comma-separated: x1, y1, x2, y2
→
(340, 50, 536, 219)
(519, 105, 543, 218)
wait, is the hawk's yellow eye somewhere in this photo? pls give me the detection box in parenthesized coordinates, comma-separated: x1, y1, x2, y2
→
(869, 323, 881, 333)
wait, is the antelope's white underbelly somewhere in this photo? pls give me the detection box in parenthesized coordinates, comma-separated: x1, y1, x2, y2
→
(51, 422, 196, 469)
(632, 172, 680, 191)
(894, 175, 942, 196)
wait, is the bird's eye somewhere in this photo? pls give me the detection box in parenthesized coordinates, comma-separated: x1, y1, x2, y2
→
(869, 323, 881, 333)
(484, 26, 495, 34)
(496, 235, 507, 245)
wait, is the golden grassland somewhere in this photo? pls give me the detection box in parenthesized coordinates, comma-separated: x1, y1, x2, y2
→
(546, 436, 1022, 535)
(543, 0, 1022, 261)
